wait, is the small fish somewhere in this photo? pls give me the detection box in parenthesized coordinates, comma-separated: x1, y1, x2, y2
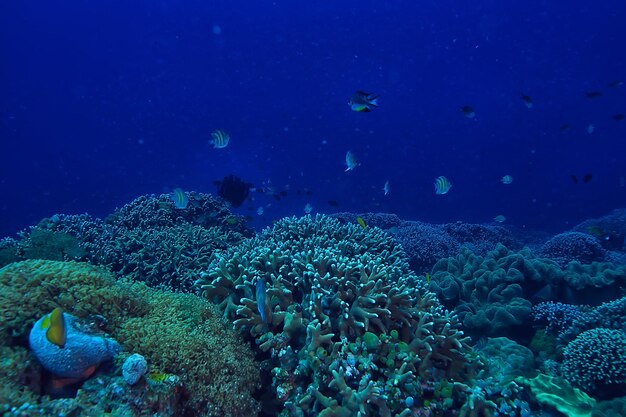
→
(327, 200, 339, 207)
(494, 215, 506, 223)
(460, 105, 475, 118)
(304, 203, 313, 214)
(147, 371, 170, 383)
(608, 80, 623, 88)
(587, 124, 595, 134)
(257, 206, 264, 215)
(587, 225, 605, 237)
(170, 188, 189, 209)
(210, 129, 230, 149)
(349, 91, 379, 112)
(613, 113, 624, 121)
(434, 176, 452, 195)
(501, 175, 514, 185)
(223, 216, 238, 225)
(559, 124, 571, 131)
(256, 278, 268, 323)
(424, 272, 431, 284)
(279, 190, 288, 197)
(345, 151, 359, 171)
(356, 216, 367, 229)
(383, 180, 390, 195)
(583, 173, 593, 183)
(585, 91, 602, 99)
(521, 94, 533, 108)
(41, 307, 66, 348)
(570, 174, 578, 184)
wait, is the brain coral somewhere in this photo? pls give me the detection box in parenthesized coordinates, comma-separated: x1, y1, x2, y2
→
(562, 328, 626, 398)
(196, 214, 474, 416)
(0, 260, 260, 416)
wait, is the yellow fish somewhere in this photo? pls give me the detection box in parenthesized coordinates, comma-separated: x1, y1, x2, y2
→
(424, 272, 431, 284)
(356, 216, 367, 229)
(41, 307, 67, 348)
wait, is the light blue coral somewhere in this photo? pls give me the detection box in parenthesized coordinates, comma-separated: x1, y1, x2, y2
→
(29, 311, 121, 379)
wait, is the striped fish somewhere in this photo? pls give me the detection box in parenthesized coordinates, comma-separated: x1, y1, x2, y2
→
(256, 277, 268, 323)
(210, 129, 230, 149)
(434, 176, 452, 195)
(170, 188, 189, 209)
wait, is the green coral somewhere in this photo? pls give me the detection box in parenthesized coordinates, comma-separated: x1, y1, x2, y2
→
(197, 214, 475, 416)
(0, 260, 260, 416)
(517, 373, 596, 417)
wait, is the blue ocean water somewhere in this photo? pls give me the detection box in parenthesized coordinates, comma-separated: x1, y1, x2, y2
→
(1, 0, 625, 236)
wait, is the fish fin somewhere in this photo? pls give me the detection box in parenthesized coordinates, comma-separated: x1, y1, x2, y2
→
(358, 107, 372, 112)
(368, 96, 379, 106)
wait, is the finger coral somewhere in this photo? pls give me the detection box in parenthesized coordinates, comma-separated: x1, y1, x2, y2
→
(197, 214, 475, 415)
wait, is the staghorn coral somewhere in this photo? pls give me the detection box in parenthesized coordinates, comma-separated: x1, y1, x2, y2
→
(196, 214, 475, 416)
(0, 260, 260, 417)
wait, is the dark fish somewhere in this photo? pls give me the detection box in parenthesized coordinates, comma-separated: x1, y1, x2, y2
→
(327, 200, 339, 207)
(349, 91, 379, 112)
(583, 173, 593, 183)
(461, 105, 475, 118)
(608, 80, 623, 88)
(613, 113, 624, 121)
(570, 175, 578, 184)
(560, 124, 571, 131)
(272, 194, 281, 201)
(214, 174, 252, 208)
(521, 94, 533, 108)
(279, 190, 288, 197)
(585, 91, 602, 99)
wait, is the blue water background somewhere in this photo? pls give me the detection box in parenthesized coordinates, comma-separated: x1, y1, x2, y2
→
(1, 0, 625, 236)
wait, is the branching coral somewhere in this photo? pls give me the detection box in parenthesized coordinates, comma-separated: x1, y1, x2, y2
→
(197, 214, 475, 416)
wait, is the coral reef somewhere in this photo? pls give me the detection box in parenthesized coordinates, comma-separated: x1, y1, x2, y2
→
(330, 213, 521, 272)
(539, 232, 607, 266)
(561, 328, 626, 399)
(0, 259, 260, 416)
(6, 192, 252, 291)
(197, 214, 476, 416)
(430, 244, 626, 341)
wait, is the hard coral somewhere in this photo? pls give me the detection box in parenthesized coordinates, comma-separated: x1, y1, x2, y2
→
(197, 214, 475, 416)
(539, 232, 606, 266)
(0, 260, 260, 417)
(562, 328, 626, 399)
(11, 192, 252, 291)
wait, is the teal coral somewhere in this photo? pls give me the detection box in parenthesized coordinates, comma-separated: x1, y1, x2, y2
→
(196, 214, 475, 415)
(430, 244, 626, 339)
(562, 328, 626, 397)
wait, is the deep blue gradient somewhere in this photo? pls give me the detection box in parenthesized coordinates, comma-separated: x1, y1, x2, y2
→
(1, 0, 625, 236)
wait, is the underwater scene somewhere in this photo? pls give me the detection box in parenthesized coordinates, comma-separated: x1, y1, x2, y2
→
(1, 1, 626, 416)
